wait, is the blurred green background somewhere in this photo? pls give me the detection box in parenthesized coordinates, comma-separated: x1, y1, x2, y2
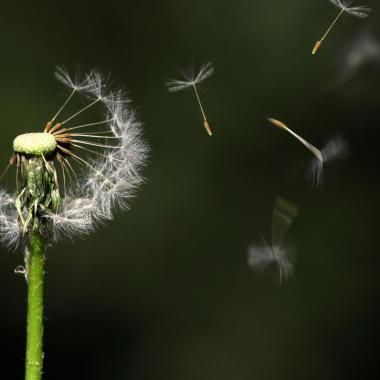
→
(0, 0, 380, 379)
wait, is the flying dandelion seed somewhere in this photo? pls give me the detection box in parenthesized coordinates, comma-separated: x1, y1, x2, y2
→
(268, 118, 348, 187)
(0, 67, 149, 246)
(248, 197, 299, 284)
(165, 62, 214, 136)
(312, 0, 371, 55)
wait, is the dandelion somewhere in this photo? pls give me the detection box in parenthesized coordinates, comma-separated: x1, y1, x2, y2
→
(166, 62, 214, 136)
(248, 197, 299, 284)
(0, 68, 148, 380)
(268, 118, 348, 187)
(312, 0, 371, 55)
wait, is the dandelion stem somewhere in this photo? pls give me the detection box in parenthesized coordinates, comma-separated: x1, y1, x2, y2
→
(24, 232, 45, 380)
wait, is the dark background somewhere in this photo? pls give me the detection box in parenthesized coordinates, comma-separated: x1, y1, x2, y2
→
(0, 0, 379, 379)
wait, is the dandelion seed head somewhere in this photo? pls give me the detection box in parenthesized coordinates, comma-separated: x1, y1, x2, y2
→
(0, 68, 149, 246)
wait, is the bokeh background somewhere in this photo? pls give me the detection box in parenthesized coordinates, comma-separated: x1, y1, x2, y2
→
(0, 0, 379, 379)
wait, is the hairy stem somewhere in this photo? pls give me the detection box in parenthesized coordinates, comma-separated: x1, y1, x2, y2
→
(25, 232, 45, 380)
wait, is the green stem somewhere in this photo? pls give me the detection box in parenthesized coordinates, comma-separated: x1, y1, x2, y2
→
(25, 232, 46, 380)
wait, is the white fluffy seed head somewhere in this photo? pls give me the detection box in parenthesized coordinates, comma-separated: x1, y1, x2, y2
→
(0, 68, 149, 247)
